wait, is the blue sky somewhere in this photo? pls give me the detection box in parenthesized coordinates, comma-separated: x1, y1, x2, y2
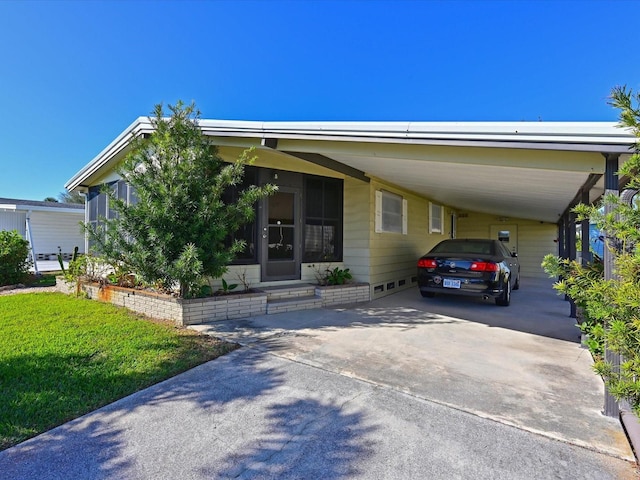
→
(0, 0, 638, 200)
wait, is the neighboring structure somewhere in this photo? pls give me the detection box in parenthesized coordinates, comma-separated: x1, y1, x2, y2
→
(65, 119, 635, 300)
(0, 198, 85, 272)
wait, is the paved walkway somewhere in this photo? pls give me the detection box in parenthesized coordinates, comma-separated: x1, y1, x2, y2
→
(0, 277, 638, 479)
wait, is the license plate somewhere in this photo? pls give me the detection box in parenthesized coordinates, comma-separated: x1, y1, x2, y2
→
(443, 279, 461, 289)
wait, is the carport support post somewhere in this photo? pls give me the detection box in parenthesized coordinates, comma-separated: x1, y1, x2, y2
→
(581, 189, 591, 265)
(603, 153, 621, 418)
(558, 216, 566, 259)
(567, 211, 577, 318)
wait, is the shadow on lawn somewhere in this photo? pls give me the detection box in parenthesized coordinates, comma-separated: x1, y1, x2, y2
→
(0, 347, 376, 479)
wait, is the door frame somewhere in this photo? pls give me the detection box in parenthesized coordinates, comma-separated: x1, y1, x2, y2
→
(259, 179, 303, 282)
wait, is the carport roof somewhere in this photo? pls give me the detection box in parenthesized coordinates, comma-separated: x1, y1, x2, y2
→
(0, 197, 84, 214)
(66, 119, 636, 223)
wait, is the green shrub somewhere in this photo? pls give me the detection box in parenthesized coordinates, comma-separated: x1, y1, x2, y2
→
(0, 230, 31, 286)
(325, 267, 353, 285)
(542, 85, 640, 417)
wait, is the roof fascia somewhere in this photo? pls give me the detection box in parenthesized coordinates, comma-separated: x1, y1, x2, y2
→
(66, 120, 635, 189)
(0, 204, 84, 213)
(65, 117, 154, 191)
(208, 131, 632, 154)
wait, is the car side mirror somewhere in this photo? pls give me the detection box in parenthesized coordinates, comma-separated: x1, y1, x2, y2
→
(511, 252, 518, 258)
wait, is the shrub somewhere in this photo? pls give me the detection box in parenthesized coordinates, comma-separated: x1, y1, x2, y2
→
(84, 101, 276, 298)
(543, 85, 640, 416)
(0, 230, 31, 286)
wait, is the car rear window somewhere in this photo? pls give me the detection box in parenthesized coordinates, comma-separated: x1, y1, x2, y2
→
(431, 241, 494, 255)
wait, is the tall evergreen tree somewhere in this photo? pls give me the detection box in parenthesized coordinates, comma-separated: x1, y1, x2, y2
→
(86, 101, 276, 297)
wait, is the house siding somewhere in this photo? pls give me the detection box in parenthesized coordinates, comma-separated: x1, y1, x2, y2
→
(343, 177, 371, 283)
(456, 212, 557, 278)
(368, 178, 449, 298)
(0, 211, 26, 236)
(218, 146, 345, 179)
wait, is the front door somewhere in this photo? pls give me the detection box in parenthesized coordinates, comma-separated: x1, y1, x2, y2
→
(261, 187, 301, 281)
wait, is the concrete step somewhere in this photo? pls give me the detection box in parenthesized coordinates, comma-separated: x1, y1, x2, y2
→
(266, 295, 323, 314)
(260, 283, 317, 302)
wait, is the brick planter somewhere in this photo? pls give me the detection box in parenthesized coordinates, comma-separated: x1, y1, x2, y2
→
(316, 283, 370, 306)
(55, 280, 267, 326)
(55, 279, 369, 326)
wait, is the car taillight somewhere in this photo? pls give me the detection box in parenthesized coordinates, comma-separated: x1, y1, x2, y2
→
(418, 258, 437, 268)
(470, 262, 499, 272)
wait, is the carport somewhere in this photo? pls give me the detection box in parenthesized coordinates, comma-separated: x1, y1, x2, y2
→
(203, 121, 635, 284)
(214, 121, 635, 421)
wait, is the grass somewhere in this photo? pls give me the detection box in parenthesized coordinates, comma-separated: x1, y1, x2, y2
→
(0, 292, 238, 450)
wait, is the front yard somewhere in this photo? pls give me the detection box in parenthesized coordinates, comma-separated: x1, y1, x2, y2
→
(0, 292, 238, 450)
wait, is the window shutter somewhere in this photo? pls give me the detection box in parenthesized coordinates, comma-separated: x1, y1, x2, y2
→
(402, 199, 408, 235)
(375, 190, 382, 233)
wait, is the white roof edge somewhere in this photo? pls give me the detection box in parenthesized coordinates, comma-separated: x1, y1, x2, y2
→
(65, 117, 154, 191)
(67, 120, 636, 190)
(197, 120, 633, 142)
(0, 204, 84, 214)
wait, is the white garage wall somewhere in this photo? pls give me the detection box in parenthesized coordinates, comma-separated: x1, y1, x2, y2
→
(29, 211, 85, 256)
(0, 211, 26, 236)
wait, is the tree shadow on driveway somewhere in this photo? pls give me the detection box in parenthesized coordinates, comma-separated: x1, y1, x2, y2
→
(207, 397, 377, 479)
(0, 347, 377, 479)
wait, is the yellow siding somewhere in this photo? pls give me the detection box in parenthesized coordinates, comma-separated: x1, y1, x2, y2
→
(218, 146, 344, 179)
(368, 178, 451, 298)
(456, 212, 557, 278)
(343, 177, 371, 282)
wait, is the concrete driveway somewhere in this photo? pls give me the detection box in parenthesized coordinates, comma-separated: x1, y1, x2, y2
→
(1, 276, 637, 479)
(192, 276, 636, 465)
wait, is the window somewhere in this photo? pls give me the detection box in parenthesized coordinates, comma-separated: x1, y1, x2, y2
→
(303, 176, 343, 262)
(223, 166, 258, 263)
(375, 190, 407, 234)
(87, 180, 135, 250)
(429, 202, 444, 234)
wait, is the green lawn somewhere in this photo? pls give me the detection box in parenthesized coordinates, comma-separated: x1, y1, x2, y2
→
(0, 292, 238, 450)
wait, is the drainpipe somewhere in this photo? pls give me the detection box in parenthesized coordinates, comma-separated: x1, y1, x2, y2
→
(25, 210, 39, 276)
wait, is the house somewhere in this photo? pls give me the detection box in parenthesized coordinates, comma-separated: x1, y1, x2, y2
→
(0, 198, 85, 272)
(64, 119, 634, 300)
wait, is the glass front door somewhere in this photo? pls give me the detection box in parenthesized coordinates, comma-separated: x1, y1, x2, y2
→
(262, 188, 300, 281)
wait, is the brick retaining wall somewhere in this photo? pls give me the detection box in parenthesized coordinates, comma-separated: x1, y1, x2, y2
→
(56, 280, 370, 326)
(316, 283, 370, 306)
(56, 280, 267, 326)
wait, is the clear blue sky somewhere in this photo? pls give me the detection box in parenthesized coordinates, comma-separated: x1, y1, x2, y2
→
(0, 0, 638, 200)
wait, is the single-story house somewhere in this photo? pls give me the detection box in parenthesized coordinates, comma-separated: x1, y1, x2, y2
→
(0, 198, 85, 272)
(64, 119, 634, 300)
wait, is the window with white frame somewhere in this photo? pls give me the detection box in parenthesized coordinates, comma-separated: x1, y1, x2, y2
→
(375, 190, 408, 234)
(429, 202, 444, 234)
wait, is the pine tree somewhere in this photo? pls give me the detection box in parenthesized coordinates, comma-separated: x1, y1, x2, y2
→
(86, 101, 276, 297)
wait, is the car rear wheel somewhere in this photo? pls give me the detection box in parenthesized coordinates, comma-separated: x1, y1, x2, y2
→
(513, 272, 520, 290)
(420, 291, 436, 298)
(495, 280, 511, 306)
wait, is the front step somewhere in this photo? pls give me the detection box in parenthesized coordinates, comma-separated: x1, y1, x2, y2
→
(260, 284, 323, 314)
(266, 295, 323, 314)
(260, 284, 316, 301)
